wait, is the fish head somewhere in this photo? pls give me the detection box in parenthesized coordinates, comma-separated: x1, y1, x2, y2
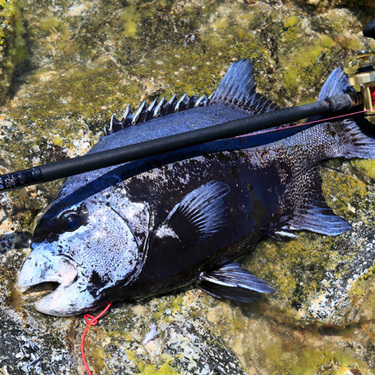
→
(18, 189, 149, 316)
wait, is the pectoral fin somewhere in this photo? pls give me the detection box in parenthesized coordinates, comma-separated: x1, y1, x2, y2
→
(198, 263, 275, 302)
(155, 181, 230, 247)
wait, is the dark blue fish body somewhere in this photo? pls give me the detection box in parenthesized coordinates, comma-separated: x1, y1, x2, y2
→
(17, 60, 375, 316)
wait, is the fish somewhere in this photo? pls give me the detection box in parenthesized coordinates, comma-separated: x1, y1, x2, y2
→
(17, 59, 375, 316)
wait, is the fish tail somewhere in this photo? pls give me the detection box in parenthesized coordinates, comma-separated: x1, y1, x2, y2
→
(308, 66, 375, 160)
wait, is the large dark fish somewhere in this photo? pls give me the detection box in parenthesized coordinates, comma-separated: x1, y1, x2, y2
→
(17, 60, 375, 316)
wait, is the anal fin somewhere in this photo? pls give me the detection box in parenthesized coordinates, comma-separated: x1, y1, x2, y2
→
(199, 263, 275, 302)
(283, 168, 351, 236)
(272, 226, 299, 240)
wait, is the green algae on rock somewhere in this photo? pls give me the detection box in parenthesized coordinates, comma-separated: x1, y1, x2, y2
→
(0, 0, 25, 104)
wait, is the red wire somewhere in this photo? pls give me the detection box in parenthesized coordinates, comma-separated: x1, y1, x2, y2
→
(80, 302, 112, 375)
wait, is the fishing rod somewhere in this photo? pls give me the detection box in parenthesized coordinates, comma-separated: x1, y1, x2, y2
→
(0, 20, 375, 193)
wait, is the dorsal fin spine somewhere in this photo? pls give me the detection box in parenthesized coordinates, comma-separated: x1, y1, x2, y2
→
(175, 94, 189, 112)
(153, 96, 167, 117)
(103, 59, 279, 136)
(195, 95, 207, 107)
(132, 101, 146, 125)
(146, 98, 159, 121)
(123, 105, 133, 127)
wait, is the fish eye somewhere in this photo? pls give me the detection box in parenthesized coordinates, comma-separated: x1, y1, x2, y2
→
(61, 212, 82, 232)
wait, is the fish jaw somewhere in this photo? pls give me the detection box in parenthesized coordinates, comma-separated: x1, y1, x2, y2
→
(35, 280, 97, 317)
(17, 243, 95, 316)
(18, 243, 77, 290)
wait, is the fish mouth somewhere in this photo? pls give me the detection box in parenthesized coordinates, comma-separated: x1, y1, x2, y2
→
(18, 254, 77, 289)
(17, 246, 83, 316)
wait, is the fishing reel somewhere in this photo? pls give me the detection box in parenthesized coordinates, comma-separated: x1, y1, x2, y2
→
(348, 19, 375, 123)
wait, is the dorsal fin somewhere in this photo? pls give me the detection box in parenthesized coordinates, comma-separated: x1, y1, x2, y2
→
(317, 68, 354, 101)
(103, 93, 209, 136)
(306, 68, 355, 124)
(103, 59, 279, 136)
(209, 59, 279, 114)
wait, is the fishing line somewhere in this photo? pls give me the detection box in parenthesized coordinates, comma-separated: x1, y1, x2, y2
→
(301, 108, 371, 127)
(80, 302, 112, 375)
(240, 108, 371, 138)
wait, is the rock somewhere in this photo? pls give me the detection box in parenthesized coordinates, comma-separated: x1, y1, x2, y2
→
(80, 294, 247, 374)
(0, 0, 25, 104)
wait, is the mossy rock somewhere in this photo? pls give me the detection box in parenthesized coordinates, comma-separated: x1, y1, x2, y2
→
(0, 0, 25, 104)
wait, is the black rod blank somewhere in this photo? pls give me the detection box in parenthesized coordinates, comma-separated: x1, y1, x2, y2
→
(0, 93, 357, 192)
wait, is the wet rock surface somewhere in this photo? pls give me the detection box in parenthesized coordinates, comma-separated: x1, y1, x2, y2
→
(1, 0, 375, 374)
(0, 0, 25, 104)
